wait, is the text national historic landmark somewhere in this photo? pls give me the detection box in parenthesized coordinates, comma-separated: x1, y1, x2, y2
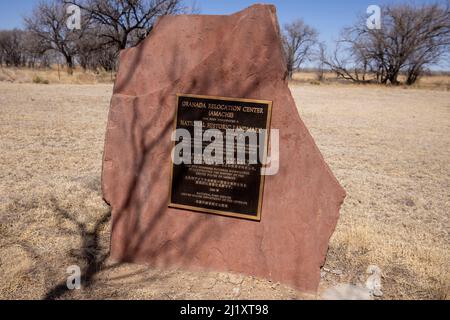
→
(169, 94, 273, 221)
(102, 4, 346, 293)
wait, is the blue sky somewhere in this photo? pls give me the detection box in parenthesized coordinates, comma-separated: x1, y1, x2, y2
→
(196, 0, 445, 46)
(0, 0, 447, 68)
(0, 0, 443, 45)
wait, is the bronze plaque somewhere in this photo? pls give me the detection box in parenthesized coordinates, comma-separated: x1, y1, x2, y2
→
(169, 94, 272, 221)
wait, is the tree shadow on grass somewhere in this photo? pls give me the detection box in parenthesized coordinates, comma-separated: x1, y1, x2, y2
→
(43, 195, 202, 300)
(44, 197, 113, 299)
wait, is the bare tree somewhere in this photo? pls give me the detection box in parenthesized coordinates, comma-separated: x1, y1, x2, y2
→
(321, 29, 375, 84)
(3, 29, 54, 69)
(282, 19, 318, 80)
(74, 31, 97, 71)
(0, 29, 25, 67)
(398, 4, 450, 85)
(75, 27, 118, 72)
(65, 0, 186, 50)
(20, 0, 189, 73)
(324, 3, 450, 85)
(315, 42, 326, 82)
(24, 0, 83, 74)
(22, 31, 51, 68)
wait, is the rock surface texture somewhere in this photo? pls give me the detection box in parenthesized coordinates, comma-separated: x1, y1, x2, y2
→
(102, 4, 346, 293)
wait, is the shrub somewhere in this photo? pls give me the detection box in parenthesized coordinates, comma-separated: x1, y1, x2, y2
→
(32, 76, 49, 84)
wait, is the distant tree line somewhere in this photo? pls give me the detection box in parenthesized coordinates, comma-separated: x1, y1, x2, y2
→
(0, 1, 448, 85)
(0, 0, 188, 74)
(283, 2, 449, 85)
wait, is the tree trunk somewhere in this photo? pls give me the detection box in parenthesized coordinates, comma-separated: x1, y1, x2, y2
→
(406, 66, 421, 86)
(65, 55, 74, 75)
(286, 60, 294, 80)
(406, 72, 419, 86)
(388, 70, 400, 85)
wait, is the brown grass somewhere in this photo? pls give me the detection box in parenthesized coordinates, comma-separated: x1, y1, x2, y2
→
(294, 84, 450, 299)
(0, 66, 115, 85)
(292, 71, 450, 91)
(2, 67, 449, 90)
(0, 81, 448, 300)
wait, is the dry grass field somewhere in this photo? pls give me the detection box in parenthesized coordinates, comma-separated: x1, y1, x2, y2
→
(292, 71, 450, 91)
(0, 66, 114, 85)
(0, 76, 449, 299)
(296, 84, 450, 299)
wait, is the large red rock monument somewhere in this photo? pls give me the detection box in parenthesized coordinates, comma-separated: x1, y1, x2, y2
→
(102, 4, 346, 293)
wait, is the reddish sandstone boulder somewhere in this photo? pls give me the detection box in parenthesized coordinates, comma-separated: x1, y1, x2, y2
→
(102, 4, 345, 293)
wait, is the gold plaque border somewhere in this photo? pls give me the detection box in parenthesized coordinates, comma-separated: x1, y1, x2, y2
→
(168, 93, 273, 222)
